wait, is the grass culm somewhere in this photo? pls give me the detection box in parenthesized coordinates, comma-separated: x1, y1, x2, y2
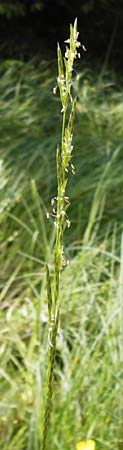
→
(41, 19, 82, 450)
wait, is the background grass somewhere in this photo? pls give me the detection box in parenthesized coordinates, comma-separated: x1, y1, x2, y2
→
(0, 58, 123, 449)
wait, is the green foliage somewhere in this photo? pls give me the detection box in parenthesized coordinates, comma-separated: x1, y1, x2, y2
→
(0, 60, 123, 248)
(0, 230, 122, 449)
(0, 1, 44, 17)
(0, 0, 118, 18)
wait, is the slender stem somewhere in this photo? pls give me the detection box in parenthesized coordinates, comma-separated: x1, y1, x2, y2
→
(40, 311, 59, 450)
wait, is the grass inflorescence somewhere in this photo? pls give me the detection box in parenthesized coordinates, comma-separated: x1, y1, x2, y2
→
(41, 19, 82, 450)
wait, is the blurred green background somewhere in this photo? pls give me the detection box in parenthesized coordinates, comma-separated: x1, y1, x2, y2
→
(0, 3, 123, 450)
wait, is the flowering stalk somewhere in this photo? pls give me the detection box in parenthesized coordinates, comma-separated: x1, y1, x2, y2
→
(41, 19, 81, 450)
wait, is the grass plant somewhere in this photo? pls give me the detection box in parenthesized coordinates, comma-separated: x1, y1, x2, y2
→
(41, 19, 82, 450)
(0, 22, 123, 450)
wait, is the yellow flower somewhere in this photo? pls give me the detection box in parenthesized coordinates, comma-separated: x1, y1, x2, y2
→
(76, 439, 96, 450)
